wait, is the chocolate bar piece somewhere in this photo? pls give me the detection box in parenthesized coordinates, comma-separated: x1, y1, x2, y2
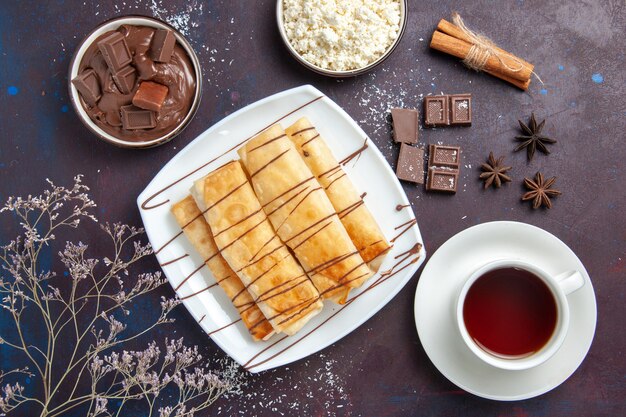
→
(396, 143, 424, 184)
(72, 69, 101, 106)
(120, 105, 156, 130)
(391, 108, 418, 144)
(429, 144, 461, 169)
(97, 32, 132, 72)
(424, 96, 449, 127)
(132, 81, 169, 112)
(450, 94, 472, 126)
(426, 168, 458, 193)
(150, 29, 176, 63)
(111, 65, 137, 95)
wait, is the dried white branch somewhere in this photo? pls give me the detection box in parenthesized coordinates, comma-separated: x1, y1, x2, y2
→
(0, 177, 241, 417)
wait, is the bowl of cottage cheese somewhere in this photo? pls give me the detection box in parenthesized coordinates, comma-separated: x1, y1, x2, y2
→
(278, 0, 407, 76)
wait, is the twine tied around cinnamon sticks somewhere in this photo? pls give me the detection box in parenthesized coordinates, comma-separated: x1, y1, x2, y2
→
(430, 13, 540, 90)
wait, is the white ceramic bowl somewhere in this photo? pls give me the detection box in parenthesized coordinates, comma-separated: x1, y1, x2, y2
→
(276, 0, 408, 77)
(68, 16, 202, 149)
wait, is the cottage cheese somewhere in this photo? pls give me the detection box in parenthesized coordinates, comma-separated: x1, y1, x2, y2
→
(283, 0, 401, 71)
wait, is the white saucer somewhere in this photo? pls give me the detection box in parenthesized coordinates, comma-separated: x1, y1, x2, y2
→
(414, 221, 597, 401)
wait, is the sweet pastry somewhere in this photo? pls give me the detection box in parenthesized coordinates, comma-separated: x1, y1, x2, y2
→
(285, 117, 391, 271)
(191, 161, 323, 335)
(238, 124, 373, 304)
(171, 196, 275, 341)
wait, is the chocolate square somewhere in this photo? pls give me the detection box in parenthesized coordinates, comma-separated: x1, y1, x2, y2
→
(150, 29, 176, 63)
(72, 69, 101, 106)
(97, 32, 132, 72)
(111, 65, 136, 95)
(428, 144, 461, 169)
(132, 81, 169, 112)
(391, 108, 418, 144)
(396, 143, 424, 184)
(426, 168, 458, 193)
(450, 94, 472, 126)
(424, 96, 449, 127)
(120, 105, 156, 130)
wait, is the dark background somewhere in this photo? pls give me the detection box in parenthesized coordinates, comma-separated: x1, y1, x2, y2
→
(0, 1, 624, 416)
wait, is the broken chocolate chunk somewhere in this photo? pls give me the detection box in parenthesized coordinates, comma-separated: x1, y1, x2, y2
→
(72, 69, 101, 106)
(111, 65, 137, 95)
(396, 143, 424, 184)
(423, 96, 449, 127)
(450, 94, 472, 126)
(391, 108, 418, 144)
(426, 168, 458, 193)
(428, 144, 461, 169)
(120, 105, 156, 130)
(150, 29, 176, 63)
(424, 94, 472, 127)
(97, 32, 132, 72)
(132, 81, 169, 112)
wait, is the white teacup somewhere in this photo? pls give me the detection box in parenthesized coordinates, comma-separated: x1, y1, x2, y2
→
(456, 259, 585, 371)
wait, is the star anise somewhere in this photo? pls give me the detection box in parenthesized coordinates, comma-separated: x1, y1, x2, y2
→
(480, 152, 512, 189)
(514, 113, 556, 161)
(522, 172, 562, 209)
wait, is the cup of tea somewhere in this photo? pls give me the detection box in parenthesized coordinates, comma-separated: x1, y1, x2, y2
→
(456, 259, 585, 371)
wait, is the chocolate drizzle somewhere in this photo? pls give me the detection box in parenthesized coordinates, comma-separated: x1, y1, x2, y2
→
(266, 185, 311, 216)
(284, 213, 336, 244)
(249, 149, 289, 178)
(339, 138, 368, 166)
(154, 230, 183, 255)
(292, 222, 332, 251)
(205, 180, 247, 212)
(326, 168, 344, 181)
(219, 217, 267, 252)
(308, 251, 359, 275)
(291, 126, 316, 136)
(246, 275, 310, 310)
(231, 255, 290, 303)
(160, 253, 188, 266)
(237, 239, 282, 273)
(301, 133, 320, 147)
(337, 200, 365, 219)
(263, 176, 315, 209)
(274, 187, 323, 232)
(317, 165, 341, 179)
(140, 95, 324, 210)
(173, 262, 207, 291)
(247, 133, 287, 152)
(207, 318, 242, 336)
(390, 219, 417, 243)
(324, 173, 347, 190)
(180, 282, 218, 300)
(212, 207, 263, 238)
(395, 204, 410, 211)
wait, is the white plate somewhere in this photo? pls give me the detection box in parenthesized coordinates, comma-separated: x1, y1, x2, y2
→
(414, 221, 596, 400)
(138, 85, 426, 372)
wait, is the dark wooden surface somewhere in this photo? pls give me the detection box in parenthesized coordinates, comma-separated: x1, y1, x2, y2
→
(1, 1, 624, 416)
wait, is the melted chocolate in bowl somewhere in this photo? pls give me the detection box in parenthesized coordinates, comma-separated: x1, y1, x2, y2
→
(77, 24, 196, 142)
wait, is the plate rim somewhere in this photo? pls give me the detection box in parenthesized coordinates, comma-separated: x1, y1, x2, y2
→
(414, 220, 597, 400)
(137, 84, 426, 372)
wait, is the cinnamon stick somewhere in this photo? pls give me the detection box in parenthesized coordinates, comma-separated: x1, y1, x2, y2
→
(430, 31, 531, 90)
(484, 68, 531, 91)
(436, 19, 534, 74)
